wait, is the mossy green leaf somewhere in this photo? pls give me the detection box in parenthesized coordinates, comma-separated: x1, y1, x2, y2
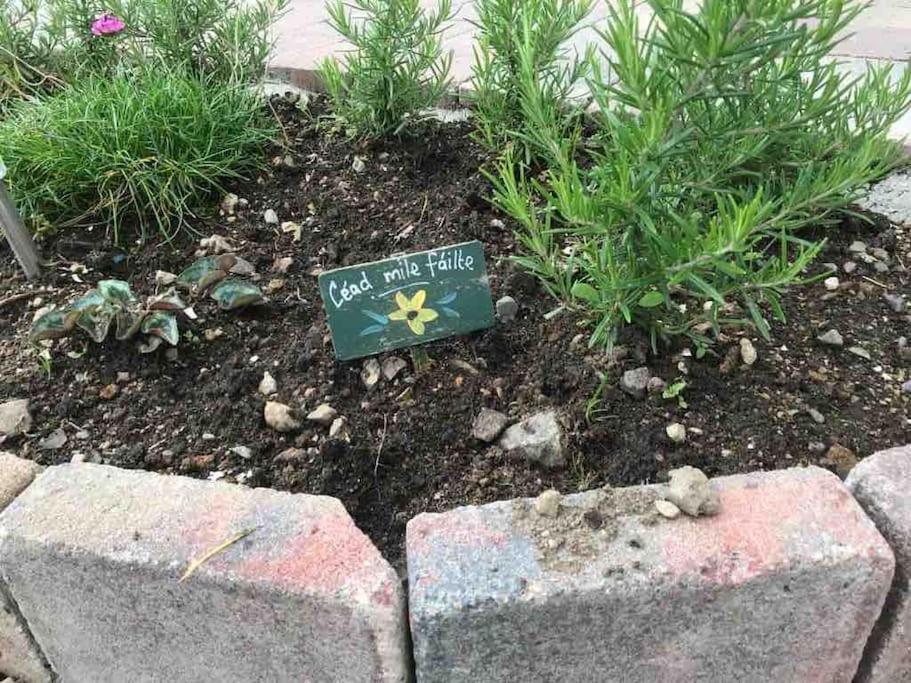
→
(98, 280, 137, 305)
(30, 309, 70, 341)
(210, 280, 265, 310)
(141, 311, 179, 346)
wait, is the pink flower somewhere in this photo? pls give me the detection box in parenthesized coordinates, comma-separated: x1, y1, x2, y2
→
(91, 13, 125, 36)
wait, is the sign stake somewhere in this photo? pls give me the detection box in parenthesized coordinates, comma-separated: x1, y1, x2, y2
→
(0, 180, 41, 280)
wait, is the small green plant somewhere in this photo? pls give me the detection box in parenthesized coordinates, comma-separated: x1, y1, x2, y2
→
(492, 0, 911, 352)
(30, 255, 264, 352)
(470, 0, 592, 160)
(319, 0, 453, 137)
(662, 379, 688, 409)
(1, 69, 274, 242)
(35, 347, 53, 378)
(30, 279, 192, 352)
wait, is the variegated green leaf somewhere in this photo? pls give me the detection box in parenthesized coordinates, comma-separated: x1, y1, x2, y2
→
(210, 280, 265, 310)
(141, 311, 179, 346)
(115, 310, 145, 340)
(97, 280, 137, 306)
(75, 306, 115, 343)
(176, 255, 238, 291)
(29, 309, 70, 341)
(147, 290, 188, 313)
(197, 268, 228, 293)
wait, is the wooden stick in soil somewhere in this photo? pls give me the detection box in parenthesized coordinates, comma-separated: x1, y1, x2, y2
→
(0, 290, 44, 310)
(0, 182, 41, 280)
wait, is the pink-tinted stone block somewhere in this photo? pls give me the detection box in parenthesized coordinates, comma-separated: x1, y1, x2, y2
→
(407, 467, 894, 683)
(847, 444, 911, 682)
(0, 452, 41, 510)
(0, 452, 50, 683)
(0, 463, 407, 682)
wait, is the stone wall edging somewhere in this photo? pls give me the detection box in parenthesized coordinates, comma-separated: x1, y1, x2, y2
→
(0, 447, 909, 682)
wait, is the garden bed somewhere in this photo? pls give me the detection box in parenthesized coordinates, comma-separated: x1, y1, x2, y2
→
(1, 100, 909, 568)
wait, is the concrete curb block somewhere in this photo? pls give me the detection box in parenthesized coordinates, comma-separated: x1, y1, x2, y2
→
(1, 450, 911, 682)
(846, 445, 911, 682)
(407, 467, 895, 682)
(0, 453, 52, 683)
(0, 464, 409, 682)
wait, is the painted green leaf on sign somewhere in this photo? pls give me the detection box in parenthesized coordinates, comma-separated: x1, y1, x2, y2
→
(318, 241, 495, 360)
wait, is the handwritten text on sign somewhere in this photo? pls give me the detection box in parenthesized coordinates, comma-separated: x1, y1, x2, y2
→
(318, 241, 495, 360)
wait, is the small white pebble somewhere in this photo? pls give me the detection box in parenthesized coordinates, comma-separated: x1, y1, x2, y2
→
(655, 499, 681, 519)
(666, 422, 687, 443)
(824, 276, 840, 291)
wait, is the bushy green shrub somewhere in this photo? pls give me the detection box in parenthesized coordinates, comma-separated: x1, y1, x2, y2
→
(319, 0, 453, 137)
(492, 0, 911, 352)
(470, 0, 592, 160)
(1, 69, 274, 242)
(0, 0, 284, 111)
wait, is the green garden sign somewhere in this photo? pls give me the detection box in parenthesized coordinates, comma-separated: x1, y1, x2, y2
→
(318, 241, 495, 360)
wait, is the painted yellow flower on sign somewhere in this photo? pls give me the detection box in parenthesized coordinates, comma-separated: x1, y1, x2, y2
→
(388, 289, 439, 336)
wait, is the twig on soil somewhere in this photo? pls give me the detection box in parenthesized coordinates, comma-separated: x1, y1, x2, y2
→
(179, 527, 256, 583)
(862, 276, 888, 289)
(374, 414, 388, 479)
(266, 98, 292, 150)
(418, 193, 429, 225)
(0, 289, 49, 310)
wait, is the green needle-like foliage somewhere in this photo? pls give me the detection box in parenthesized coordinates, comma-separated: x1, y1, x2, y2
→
(470, 0, 593, 160)
(491, 0, 911, 353)
(1, 69, 274, 243)
(319, 0, 453, 137)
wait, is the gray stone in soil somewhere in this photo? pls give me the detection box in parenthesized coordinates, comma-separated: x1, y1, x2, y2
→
(665, 465, 719, 516)
(620, 367, 651, 399)
(848, 346, 872, 361)
(495, 296, 519, 323)
(0, 399, 31, 437)
(817, 329, 844, 347)
(499, 411, 564, 468)
(902, 380, 911, 394)
(471, 409, 509, 443)
(361, 358, 381, 390)
(807, 407, 825, 425)
(646, 376, 667, 395)
(381, 356, 407, 381)
(883, 293, 906, 313)
(306, 404, 338, 426)
(258, 371, 278, 396)
(263, 401, 300, 432)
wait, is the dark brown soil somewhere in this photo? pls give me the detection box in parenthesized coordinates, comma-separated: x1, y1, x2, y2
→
(1, 100, 909, 569)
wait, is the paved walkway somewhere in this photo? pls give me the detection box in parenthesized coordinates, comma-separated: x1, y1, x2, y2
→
(271, 0, 911, 77)
(269, 0, 911, 136)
